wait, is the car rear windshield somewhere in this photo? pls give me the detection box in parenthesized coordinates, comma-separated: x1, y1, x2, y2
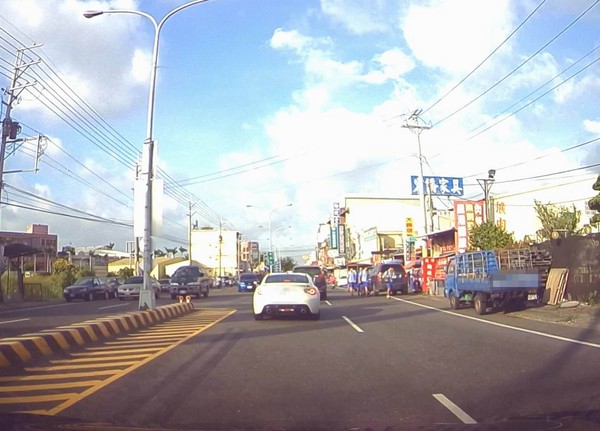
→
(264, 274, 309, 283)
(294, 267, 321, 276)
(239, 273, 259, 282)
(125, 276, 143, 284)
(381, 264, 406, 275)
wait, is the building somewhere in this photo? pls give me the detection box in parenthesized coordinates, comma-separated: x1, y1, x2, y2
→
(240, 241, 259, 272)
(0, 224, 58, 273)
(190, 227, 241, 278)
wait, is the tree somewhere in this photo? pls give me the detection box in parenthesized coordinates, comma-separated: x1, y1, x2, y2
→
(468, 221, 514, 251)
(534, 200, 582, 240)
(52, 258, 77, 288)
(589, 175, 600, 226)
(118, 267, 134, 279)
(281, 256, 296, 272)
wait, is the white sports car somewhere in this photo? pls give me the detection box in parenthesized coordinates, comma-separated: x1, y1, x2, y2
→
(253, 272, 320, 320)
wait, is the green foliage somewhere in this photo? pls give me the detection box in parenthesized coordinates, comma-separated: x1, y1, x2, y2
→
(534, 200, 582, 240)
(281, 256, 296, 272)
(77, 268, 95, 278)
(52, 258, 75, 275)
(468, 221, 514, 251)
(118, 267, 134, 279)
(54, 271, 76, 289)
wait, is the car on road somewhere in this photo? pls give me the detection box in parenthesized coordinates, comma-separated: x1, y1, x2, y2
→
(102, 277, 122, 299)
(237, 272, 261, 292)
(117, 276, 161, 300)
(292, 265, 327, 300)
(158, 278, 171, 293)
(63, 277, 111, 302)
(169, 265, 212, 299)
(253, 272, 320, 320)
(368, 260, 409, 295)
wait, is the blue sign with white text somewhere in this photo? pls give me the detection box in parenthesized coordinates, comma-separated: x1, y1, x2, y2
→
(410, 176, 464, 196)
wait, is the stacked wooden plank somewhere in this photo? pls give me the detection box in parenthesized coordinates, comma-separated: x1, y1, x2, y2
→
(546, 268, 569, 305)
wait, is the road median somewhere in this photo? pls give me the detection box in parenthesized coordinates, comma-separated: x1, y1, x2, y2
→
(0, 302, 194, 368)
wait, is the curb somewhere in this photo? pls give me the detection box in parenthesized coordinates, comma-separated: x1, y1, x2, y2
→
(0, 302, 194, 368)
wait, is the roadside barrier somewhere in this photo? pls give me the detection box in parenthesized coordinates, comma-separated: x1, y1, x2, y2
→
(0, 302, 194, 368)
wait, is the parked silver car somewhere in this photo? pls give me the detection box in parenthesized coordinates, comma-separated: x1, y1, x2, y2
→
(117, 276, 161, 300)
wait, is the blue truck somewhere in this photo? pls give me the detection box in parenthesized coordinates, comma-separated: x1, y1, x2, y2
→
(444, 249, 541, 315)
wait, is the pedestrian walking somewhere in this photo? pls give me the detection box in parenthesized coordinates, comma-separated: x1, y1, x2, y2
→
(348, 268, 357, 295)
(384, 267, 395, 299)
(359, 267, 369, 297)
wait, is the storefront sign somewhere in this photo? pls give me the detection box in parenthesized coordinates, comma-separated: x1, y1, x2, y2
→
(454, 200, 485, 253)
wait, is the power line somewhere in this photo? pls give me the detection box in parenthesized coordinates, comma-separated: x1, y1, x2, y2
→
(421, 0, 548, 116)
(431, 0, 600, 128)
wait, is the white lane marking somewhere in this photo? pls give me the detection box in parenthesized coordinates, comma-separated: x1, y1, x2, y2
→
(0, 302, 73, 314)
(0, 318, 30, 325)
(342, 316, 364, 333)
(391, 297, 600, 350)
(98, 304, 130, 310)
(433, 393, 477, 424)
(325, 300, 332, 306)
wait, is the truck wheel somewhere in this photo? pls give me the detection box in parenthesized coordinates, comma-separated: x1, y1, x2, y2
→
(474, 294, 487, 315)
(450, 295, 460, 310)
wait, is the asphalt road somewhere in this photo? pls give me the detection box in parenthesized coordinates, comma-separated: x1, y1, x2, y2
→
(0, 295, 175, 339)
(2, 287, 600, 430)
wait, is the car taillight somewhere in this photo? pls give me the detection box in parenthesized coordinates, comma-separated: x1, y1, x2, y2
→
(304, 287, 317, 296)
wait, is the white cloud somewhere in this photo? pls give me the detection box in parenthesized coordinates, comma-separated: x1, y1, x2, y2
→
(320, 0, 400, 35)
(402, 0, 514, 76)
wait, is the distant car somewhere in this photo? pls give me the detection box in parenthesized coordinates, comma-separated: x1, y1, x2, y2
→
(117, 276, 161, 300)
(369, 260, 408, 295)
(169, 265, 211, 299)
(238, 272, 261, 292)
(102, 277, 122, 299)
(158, 278, 171, 293)
(253, 272, 320, 320)
(64, 277, 110, 302)
(292, 265, 327, 300)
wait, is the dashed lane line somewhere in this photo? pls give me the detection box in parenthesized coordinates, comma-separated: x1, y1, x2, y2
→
(433, 393, 477, 424)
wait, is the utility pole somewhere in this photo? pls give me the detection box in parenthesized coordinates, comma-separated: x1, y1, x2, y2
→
(402, 110, 432, 255)
(187, 200, 197, 264)
(1, 45, 40, 213)
(477, 169, 496, 223)
(218, 217, 223, 282)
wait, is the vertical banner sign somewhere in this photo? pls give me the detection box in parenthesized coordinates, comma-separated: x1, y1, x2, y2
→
(405, 217, 414, 237)
(454, 200, 485, 252)
(330, 202, 340, 252)
(338, 224, 346, 256)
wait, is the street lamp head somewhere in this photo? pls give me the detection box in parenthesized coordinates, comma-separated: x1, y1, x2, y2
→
(488, 169, 496, 180)
(83, 10, 104, 18)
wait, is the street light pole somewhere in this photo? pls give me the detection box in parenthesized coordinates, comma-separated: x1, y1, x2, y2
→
(84, 0, 212, 310)
(477, 169, 496, 223)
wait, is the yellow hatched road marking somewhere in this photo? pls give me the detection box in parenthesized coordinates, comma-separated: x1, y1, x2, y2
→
(70, 347, 162, 356)
(0, 380, 101, 392)
(49, 354, 150, 364)
(25, 360, 138, 372)
(114, 334, 186, 340)
(0, 309, 236, 415)
(46, 309, 236, 415)
(88, 341, 173, 349)
(0, 393, 74, 404)
(0, 370, 117, 382)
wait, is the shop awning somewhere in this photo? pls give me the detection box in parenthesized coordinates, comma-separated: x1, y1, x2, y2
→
(416, 227, 456, 239)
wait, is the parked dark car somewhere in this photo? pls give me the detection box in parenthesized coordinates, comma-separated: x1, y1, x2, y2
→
(63, 277, 110, 302)
(237, 272, 261, 292)
(293, 265, 327, 300)
(369, 260, 408, 295)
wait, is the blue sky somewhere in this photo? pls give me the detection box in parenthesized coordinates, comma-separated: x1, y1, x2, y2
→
(0, 0, 599, 259)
